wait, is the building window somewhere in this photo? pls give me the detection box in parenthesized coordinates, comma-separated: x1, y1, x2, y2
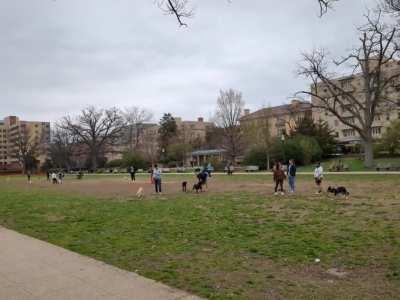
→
(374, 114, 381, 121)
(342, 129, 356, 137)
(372, 126, 382, 135)
(343, 117, 355, 124)
(340, 78, 352, 89)
(386, 114, 390, 121)
(341, 104, 353, 113)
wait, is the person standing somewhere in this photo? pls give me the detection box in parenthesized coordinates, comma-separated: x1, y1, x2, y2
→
(152, 164, 162, 194)
(26, 170, 32, 184)
(46, 171, 50, 181)
(287, 159, 297, 193)
(58, 171, 63, 184)
(314, 162, 324, 194)
(273, 162, 286, 195)
(128, 165, 136, 182)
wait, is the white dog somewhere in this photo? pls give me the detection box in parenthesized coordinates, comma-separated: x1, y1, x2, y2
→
(136, 187, 144, 199)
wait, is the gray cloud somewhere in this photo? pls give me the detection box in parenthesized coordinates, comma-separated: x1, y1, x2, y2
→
(0, 0, 376, 123)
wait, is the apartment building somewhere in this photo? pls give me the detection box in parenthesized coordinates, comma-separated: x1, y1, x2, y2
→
(311, 60, 400, 145)
(0, 116, 50, 171)
(240, 100, 313, 137)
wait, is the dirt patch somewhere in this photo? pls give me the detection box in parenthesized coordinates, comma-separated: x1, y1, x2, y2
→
(16, 176, 400, 202)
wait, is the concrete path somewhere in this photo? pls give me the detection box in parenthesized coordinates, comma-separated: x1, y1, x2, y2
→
(0, 227, 201, 300)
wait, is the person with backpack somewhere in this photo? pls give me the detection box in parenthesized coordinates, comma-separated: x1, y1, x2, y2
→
(273, 162, 286, 195)
(152, 164, 162, 194)
(287, 159, 297, 193)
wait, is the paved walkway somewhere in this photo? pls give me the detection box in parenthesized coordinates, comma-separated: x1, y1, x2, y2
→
(0, 227, 201, 300)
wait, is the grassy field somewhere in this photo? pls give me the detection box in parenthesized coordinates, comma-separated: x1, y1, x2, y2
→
(0, 174, 399, 299)
(298, 156, 400, 172)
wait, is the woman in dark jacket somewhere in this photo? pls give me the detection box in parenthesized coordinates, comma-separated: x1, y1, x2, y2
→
(273, 162, 286, 195)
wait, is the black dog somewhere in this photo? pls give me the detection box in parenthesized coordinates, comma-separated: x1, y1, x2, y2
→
(192, 182, 203, 193)
(182, 181, 187, 192)
(327, 186, 349, 197)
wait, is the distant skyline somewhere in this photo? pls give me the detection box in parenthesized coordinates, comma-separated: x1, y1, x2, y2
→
(1, 0, 375, 123)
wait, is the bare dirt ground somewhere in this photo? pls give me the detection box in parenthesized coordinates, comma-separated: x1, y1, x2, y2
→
(18, 174, 400, 202)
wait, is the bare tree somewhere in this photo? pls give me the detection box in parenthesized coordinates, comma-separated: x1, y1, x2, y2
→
(297, 11, 400, 167)
(15, 126, 39, 173)
(139, 126, 160, 166)
(49, 126, 75, 170)
(60, 106, 125, 171)
(215, 89, 245, 163)
(122, 106, 153, 152)
(381, 0, 400, 13)
(158, 0, 343, 25)
(157, 0, 194, 26)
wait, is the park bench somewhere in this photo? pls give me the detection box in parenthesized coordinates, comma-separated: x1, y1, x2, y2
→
(376, 163, 391, 171)
(162, 167, 171, 173)
(176, 167, 186, 173)
(328, 161, 349, 172)
(245, 165, 259, 172)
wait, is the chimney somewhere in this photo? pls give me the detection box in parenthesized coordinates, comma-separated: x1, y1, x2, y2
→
(198, 117, 204, 122)
(244, 109, 250, 116)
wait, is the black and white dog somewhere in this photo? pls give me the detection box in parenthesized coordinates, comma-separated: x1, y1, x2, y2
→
(192, 182, 203, 193)
(327, 186, 350, 197)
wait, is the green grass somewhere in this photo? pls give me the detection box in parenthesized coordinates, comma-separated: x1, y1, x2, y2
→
(298, 156, 400, 172)
(0, 175, 399, 299)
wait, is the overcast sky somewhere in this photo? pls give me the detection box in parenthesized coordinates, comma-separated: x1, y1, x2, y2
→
(1, 0, 376, 123)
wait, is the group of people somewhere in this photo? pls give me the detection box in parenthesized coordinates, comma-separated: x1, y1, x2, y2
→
(149, 163, 213, 194)
(272, 160, 324, 195)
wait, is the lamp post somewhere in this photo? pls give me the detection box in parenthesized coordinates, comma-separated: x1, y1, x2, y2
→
(281, 134, 286, 165)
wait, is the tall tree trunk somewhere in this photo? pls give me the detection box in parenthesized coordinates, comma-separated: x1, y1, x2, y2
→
(363, 139, 374, 168)
(91, 151, 98, 171)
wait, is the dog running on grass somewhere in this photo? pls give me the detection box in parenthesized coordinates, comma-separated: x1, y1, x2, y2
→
(192, 182, 203, 193)
(136, 187, 144, 199)
(327, 186, 349, 197)
(182, 181, 188, 192)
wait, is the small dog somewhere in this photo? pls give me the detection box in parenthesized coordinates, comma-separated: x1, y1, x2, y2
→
(327, 186, 349, 197)
(136, 187, 144, 199)
(182, 181, 188, 192)
(192, 182, 203, 193)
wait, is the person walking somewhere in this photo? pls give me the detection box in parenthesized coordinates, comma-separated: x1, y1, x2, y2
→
(46, 171, 50, 181)
(287, 159, 297, 193)
(128, 165, 136, 182)
(152, 164, 162, 194)
(314, 162, 324, 194)
(273, 162, 286, 195)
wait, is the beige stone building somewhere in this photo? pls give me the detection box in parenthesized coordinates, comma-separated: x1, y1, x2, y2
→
(311, 60, 400, 145)
(240, 100, 313, 137)
(0, 116, 50, 172)
(175, 117, 214, 145)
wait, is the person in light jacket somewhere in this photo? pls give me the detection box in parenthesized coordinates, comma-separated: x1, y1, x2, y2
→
(314, 162, 324, 194)
(152, 164, 162, 194)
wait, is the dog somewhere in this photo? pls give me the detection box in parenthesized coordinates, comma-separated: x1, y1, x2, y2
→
(182, 181, 188, 192)
(327, 186, 349, 197)
(192, 182, 203, 193)
(136, 187, 144, 199)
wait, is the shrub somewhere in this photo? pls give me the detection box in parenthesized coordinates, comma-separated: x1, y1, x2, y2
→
(122, 152, 149, 170)
(243, 146, 269, 170)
